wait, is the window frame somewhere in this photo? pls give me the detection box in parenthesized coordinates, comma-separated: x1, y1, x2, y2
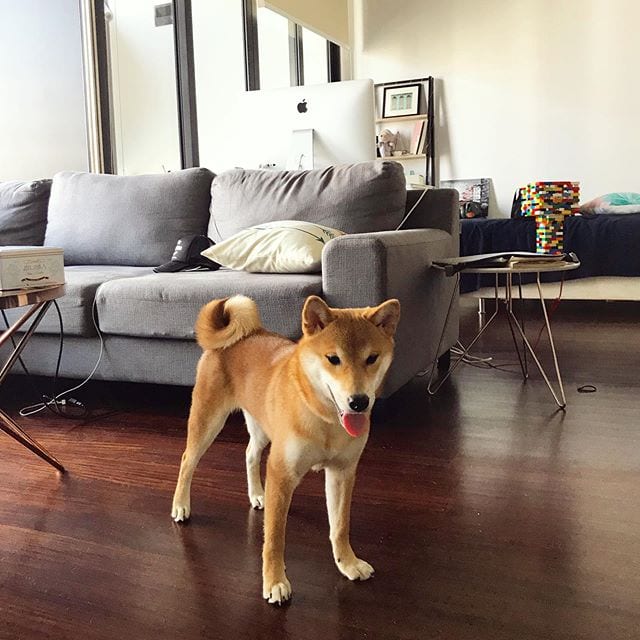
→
(83, 0, 342, 172)
(243, 0, 341, 91)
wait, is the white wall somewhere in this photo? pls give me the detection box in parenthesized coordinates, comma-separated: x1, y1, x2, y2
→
(353, 0, 640, 216)
(108, 0, 181, 174)
(0, 0, 88, 180)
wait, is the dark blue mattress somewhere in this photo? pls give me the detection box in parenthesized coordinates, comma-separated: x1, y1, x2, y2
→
(460, 214, 640, 293)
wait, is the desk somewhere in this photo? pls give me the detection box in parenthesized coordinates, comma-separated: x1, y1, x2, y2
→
(0, 285, 66, 472)
(427, 259, 580, 409)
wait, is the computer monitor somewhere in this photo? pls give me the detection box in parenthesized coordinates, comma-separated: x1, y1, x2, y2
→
(220, 79, 376, 171)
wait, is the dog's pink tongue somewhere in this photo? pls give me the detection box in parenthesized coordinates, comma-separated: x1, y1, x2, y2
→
(341, 412, 369, 437)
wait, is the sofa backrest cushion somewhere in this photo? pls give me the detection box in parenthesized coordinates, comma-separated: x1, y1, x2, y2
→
(208, 161, 406, 242)
(0, 179, 52, 246)
(44, 168, 215, 266)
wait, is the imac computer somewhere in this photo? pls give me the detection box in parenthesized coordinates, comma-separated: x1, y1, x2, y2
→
(221, 79, 376, 171)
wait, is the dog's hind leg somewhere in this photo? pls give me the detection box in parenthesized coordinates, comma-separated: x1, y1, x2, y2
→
(172, 389, 230, 522)
(243, 410, 269, 510)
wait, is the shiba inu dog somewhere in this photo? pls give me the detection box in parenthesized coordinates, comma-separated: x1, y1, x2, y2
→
(171, 294, 400, 605)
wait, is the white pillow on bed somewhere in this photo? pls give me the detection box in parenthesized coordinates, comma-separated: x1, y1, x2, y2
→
(200, 220, 345, 273)
(580, 192, 640, 214)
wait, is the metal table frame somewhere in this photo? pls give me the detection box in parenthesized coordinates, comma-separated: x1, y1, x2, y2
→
(0, 286, 66, 472)
(427, 260, 580, 409)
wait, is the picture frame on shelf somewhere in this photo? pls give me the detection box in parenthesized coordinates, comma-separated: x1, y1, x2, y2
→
(382, 83, 421, 118)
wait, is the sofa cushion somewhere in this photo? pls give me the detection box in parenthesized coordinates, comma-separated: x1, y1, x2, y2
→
(208, 161, 406, 241)
(2, 266, 154, 337)
(96, 270, 323, 340)
(201, 220, 345, 273)
(44, 168, 215, 266)
(0, 179, 52, 246)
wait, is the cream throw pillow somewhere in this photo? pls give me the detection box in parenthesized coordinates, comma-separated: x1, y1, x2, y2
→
(200, 220, 345, 273)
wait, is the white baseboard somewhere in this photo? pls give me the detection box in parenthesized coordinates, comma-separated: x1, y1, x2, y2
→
(463, 276, 640, 301)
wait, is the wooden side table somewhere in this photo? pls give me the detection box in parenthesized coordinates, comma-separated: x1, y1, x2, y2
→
(0, 285, 66, 472)
(426, 257, 580, 409)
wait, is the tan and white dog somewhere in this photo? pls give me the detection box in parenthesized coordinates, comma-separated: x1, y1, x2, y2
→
(171, 294, 400, 605)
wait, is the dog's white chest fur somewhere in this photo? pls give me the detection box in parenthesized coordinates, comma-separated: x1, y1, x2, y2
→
(284, 431, 367, 474)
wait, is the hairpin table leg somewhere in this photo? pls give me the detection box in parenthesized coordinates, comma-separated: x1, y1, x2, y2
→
(504, 274, 567, 409)
(0, 300, 66, 472)
(0, 408, 65, 472)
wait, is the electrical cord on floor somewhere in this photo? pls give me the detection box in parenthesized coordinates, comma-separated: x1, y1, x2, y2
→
(427, 275, 568, 376)
(1, 298, 104, 419)
(450, 341, 522, 373)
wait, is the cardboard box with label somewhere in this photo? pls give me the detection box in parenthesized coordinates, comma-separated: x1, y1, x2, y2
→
(0, 246, 65, 291)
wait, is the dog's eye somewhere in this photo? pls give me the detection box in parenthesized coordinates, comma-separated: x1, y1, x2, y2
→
(326, 354, 341, 365)
(366, 353, 379, 365)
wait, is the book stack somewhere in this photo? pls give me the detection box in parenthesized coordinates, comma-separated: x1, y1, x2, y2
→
(408, 120, 427, 155)
(508, 253, 566, 268)
(519, 181, 580, 254)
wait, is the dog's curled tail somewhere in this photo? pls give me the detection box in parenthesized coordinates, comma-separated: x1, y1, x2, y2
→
(195, 296, 261, 351)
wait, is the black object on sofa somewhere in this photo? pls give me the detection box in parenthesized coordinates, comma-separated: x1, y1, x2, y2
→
(1, 163, 460, 398)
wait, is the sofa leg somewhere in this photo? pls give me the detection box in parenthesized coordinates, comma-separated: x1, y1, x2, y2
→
(437, 349, 451, 373)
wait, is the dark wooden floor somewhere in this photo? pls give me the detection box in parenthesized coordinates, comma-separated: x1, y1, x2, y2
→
(0, 298, 638, 640)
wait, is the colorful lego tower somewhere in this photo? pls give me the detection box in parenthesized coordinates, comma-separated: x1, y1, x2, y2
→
(519, 182, 579, 253)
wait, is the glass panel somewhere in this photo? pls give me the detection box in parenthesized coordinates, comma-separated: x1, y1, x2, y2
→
(0, 1, 88, 178)
(104, 0, 181, 174)
(257, 7, 290, 90)
(191, 0, 246, 171)
(302, 27, 328, 86)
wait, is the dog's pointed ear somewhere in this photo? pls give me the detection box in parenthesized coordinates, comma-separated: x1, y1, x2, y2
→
(302, 296, 335, 336)
(365, 299, 401, 337)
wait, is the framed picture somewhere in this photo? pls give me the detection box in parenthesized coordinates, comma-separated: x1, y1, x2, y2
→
(440, 178, 491, 218)
(382, 83, 421, 118)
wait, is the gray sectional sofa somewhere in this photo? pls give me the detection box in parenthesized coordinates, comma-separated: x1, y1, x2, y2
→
(0, 162, 459, 397)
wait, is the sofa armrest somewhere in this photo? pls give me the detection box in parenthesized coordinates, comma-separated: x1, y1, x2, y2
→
(403, 188, 460, 237)
(322, 228, 455, 307)
(322, 228, 459, 397)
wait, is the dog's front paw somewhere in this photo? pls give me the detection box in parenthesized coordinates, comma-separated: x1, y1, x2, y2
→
(263, 576, 292, 605)
(249, 493, 264, 510)
(171, 501, 191, 522)
(337, 557, 375, 581)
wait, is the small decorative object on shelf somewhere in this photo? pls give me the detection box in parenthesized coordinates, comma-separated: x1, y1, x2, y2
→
(377, 129, 398, 157)
(408, 170, 427, 189)
(374, 77, 435, 186)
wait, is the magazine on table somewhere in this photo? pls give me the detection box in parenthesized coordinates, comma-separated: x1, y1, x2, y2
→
(432, 251, 578, 275)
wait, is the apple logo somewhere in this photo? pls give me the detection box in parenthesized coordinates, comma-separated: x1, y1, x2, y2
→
(296, 99, 308, 114)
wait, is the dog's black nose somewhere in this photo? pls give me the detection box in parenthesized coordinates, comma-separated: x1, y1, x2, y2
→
(348, 395, 369, 412)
